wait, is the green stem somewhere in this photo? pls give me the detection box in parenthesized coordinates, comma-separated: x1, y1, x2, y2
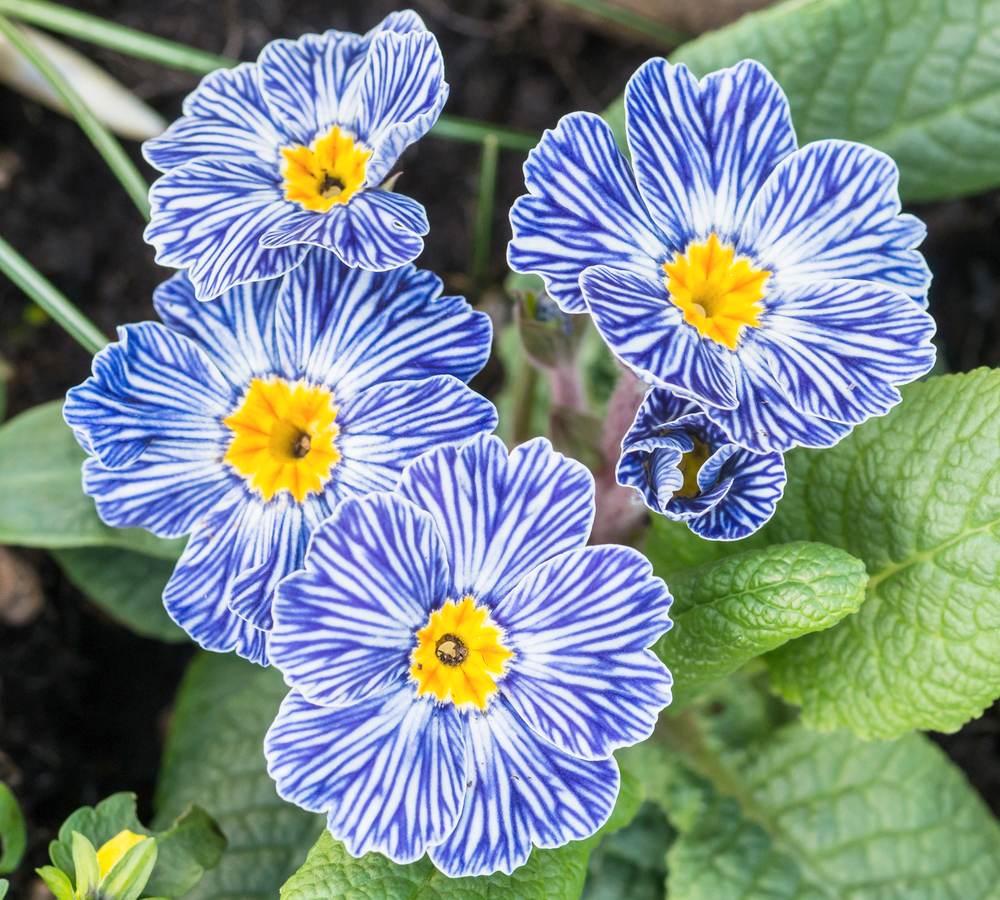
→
(471, 134, 500, 287)
(0, 236, 108, 354)
(555, 0, 687, 47)
(0, 14, 150, 218)
(0, 0, 540, 151)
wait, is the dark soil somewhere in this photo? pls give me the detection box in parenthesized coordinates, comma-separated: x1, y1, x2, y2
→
(1, 0, 999, 894)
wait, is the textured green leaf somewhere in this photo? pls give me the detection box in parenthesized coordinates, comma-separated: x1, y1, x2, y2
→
(155, 654, 323, 900)
(604, 0, 1000, 201)
(665, 723, 1000, 899)
(582, 803, 671, 900)
(762, 370, 1000, 739)
(642, 517, 749, 582)
(656, 542, 866, 704)
(52, 547, 185, 643)
(0, 402, 182, 558)
(0, 783, 25, 874)
(279, 766, 642, 900)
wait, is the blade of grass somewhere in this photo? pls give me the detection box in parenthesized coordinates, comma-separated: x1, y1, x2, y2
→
(471, 134, 500, 288)
(0, 14, 150, 218)
(0, 235, 108, 354)
(554, 0, 687, 46)
(0, 0, 540, 151)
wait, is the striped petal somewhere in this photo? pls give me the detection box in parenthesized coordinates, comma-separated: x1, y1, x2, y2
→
(493, 545, 673, 759)
(163, 494, 271, 665)
(334, 375, 499, 499)
(272, 250, 492, 396)
(142, 64, 282, 171)
(625, 59, 796, 249)
(428, 700, 619, 877)
(689, 448, 786, 541)
(265, 687, 465, 865)
(581, 265, 738, 409)
(759, 280, 936, 426)
(63, 322, 232, 472)
(742, 140, 931, 304)
(152, 272, 279, 387)
(260, 189, 428, 272)
(398, 435, 595, 605)
(507, 112, 665, 313)
(270, 493, 450, 707)
(347, 30, 448, 187)
(145, 159, 306, 302)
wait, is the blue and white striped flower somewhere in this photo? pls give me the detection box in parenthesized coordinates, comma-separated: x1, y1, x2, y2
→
(143, 11, 447, 301)
(508, 59, 936, 453)
(264, 434, 673, 877)
(618, 389, 785, 540)
(63, 253, 495, 665)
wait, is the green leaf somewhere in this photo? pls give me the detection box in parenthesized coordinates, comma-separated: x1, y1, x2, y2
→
(0, 783, 26, 874)
(101, 838, 157, 900)
(604, 0, 1000, 202)
(643, 516, 751, 582)
(657, 542, 867, 705)
(36, 865, 74, 900)
(0, 402, 183, 558)
(665, 723, 1000, 898)
(582, 802, 671, 900)
(280, 770, 640, 900)
(0, 877, 8, 898)
(154, 654, 323, 900)
(52, 547, 185, 643)
(71, 832, 101, 895)
(761, 370, 1000, 739)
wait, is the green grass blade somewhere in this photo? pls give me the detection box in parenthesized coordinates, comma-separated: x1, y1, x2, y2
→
(471, 134, 500, 287)
(555, 0, 686, 46)
(0, 14, 150, 218)
(0, 235, 108, 354)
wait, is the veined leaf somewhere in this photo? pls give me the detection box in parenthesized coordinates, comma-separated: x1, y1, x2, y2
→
(0, 784, 25, 874)
(604, 0, 1000, 201)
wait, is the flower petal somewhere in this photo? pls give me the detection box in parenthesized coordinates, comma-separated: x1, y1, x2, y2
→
(625, 59, 796, 248)
(398, 435, 595, 605)
(334, 375, 498, 500)
(142, 64, 282, 171)
(759, 279, 936, 426)
(270, 493, 451, 707)
(428, 700, 619, 877)
(145, 159, 306, 301)
(346, 30, 448, 187)
(272, 250, 491, 396)
(507, 112, 665, 313)
(493, 545, 672, 759)
(742, 140, 931, 304)
(265, 687, 465, 865)
(581, 265, 738, 409)
(152, 272, 279, 387)
(689, 448, 786, 541)
(260, 189, 427, 272)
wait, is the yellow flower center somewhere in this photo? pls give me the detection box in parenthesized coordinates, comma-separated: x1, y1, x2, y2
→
(223, 377, 341, 503)
(410, 596, 513, 709)
(662, 234, 770, 350)
(280, 125, 371, 212)
(676, 437, 712, 498)
(96, 829, 146, 879)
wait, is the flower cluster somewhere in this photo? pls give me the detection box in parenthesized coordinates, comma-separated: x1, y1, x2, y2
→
(509, 58, 937, 539)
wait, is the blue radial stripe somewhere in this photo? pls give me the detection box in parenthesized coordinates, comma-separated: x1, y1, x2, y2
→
(493, 545, 672, 759)
(273, 250, 492, 396)
(153, 272, 279, 387)
(743, 140, 931, 304)
(427, 699, 620, 878)
(689, 448, 786, 541)
(347, 30, 448, 187)
(63, 322, 233, 471)
(625, 59, 796, 249)
(162, 492, 271, 665)
(760, 280, 936, 426)
(260, 190, 428, 272)
(265, 688, 465, 865)
(507, 112, 665, 314)
(398, 435, 595, 605)
(142, 64, 282, 172)
(581, 265, 738, 409)
(335, 376, 498, 499)
(270, 493, 450, 708)
(145, 159, 306, 301)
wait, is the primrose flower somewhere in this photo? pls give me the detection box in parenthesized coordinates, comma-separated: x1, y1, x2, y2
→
(508, 59, 937, 453)
(618, 389, 785, 540)
(38, 830, 156, 900)
(64, 253, 495, 665)
(264, 435, 673, 877)
(143, 11, 448, 301)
